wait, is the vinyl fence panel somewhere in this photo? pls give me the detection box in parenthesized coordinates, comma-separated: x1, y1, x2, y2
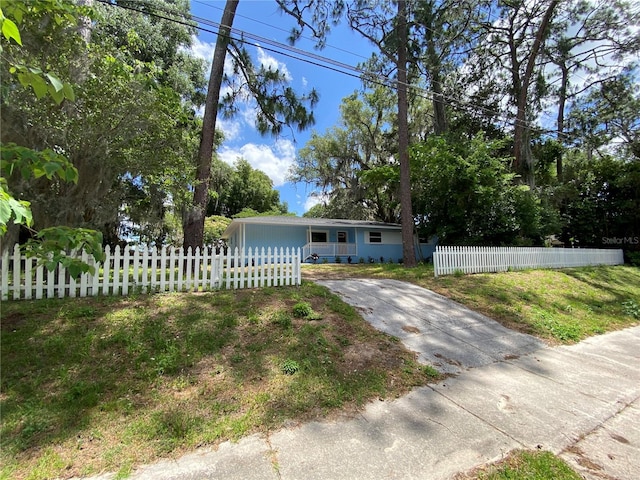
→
(1, 245, 302, 301)
(433, 246, 624, 277)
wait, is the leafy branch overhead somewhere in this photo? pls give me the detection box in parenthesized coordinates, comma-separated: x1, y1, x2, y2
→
(0, 143, 79, 235)
(223, 40, 318, 136)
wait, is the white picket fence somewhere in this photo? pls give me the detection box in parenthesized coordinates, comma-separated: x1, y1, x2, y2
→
(0, 245, 302, 301)
(433, 246, 624, 277)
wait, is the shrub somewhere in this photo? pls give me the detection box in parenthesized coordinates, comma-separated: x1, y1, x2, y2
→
(273, 311, 292, 328)
(293, 302, 313, 318)
(627, 251, 640, 266)
(281, 359, 300, 375)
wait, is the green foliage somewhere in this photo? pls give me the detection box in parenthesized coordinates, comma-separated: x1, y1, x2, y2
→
(622, 300, 639, 319)
(208, 158, 288, 218)
(1, 0, 79, 104)
(289, 89, 401, 223)
(627, 252, 640, 266)
(292, 302, 313, 318)
(1, 143, 78, 183)
(24, 227, 105, 278)
(0, 178, 31, 234)
(0, 8, 21, 46)
(411, 133, 543, 245)
(291, 301, 322, 320)
(203, 216, 232, 246)
(556, 152, 640, 248)
(272, 310, 293, 329)
(0, 5, 102, 278)
(280, 359, 300, 375)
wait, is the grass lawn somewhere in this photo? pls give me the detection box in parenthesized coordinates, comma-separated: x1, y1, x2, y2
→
(2, 263, 638, 479)
(0, 282, 438, 479)
(456, 449, 582, 480)
(303, 264, 640, 343)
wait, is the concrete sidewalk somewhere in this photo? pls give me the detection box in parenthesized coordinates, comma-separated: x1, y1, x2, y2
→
(96, 279, 640, 480)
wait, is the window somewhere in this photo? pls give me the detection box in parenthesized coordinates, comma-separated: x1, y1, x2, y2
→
(368, 231, 382, 243)
(311, 231, 328, 243)
(337, 231, 347, 243)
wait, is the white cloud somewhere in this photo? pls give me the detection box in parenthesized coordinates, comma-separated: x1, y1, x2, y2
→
(304, 195, 322, 211)
(217, 139, 297, 187)
(189, 37, 215, 65)
(218, 118, 242, 142)
(257, 46, 292, 81)
(303, 191, 329, 212)
(188, 36, 235, 77)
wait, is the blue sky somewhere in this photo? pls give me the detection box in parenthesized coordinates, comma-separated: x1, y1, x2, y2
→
(189, 0, 375, 216)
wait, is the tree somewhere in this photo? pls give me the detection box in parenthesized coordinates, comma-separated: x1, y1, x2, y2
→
(183, 0, 238, 252)
(289, 89, 400, 223)
(543, 0, 640, 176)
(0, 0, 104, 275)
(556, 152, 640, 248)
(278, 0, 417, 265)
(183, 0, 318, 251)
(476, 0, 559, 187)
(2, 0, 205, 249)
(567, 70, 640, 162)
(205, 157, 286, 217)
(410, 133, 544, 245)
(203, 215, 231, 246)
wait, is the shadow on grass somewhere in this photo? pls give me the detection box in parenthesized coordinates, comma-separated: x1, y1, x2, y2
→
(0, 283, 430, 478)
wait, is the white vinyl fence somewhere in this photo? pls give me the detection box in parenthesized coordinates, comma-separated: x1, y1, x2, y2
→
(1, 245, 301, 301)
(433, 246, 624, 277)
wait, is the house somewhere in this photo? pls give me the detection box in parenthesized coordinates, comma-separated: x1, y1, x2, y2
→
(221, 216, 437, 263)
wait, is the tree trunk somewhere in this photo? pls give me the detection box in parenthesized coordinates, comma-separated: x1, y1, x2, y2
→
(183, 0, 239, 251)
(513, 0, 558, 189)
(425, 24, 447, 136)
(432, 72, 447, 136)
(556, 62, 568, 178)
(397, 0, 416, 267)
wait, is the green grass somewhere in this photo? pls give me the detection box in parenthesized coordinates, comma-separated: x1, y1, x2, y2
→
(303, 264, 640, 343)
(0, 282, 436, 479)
(457, 450, 582, 480)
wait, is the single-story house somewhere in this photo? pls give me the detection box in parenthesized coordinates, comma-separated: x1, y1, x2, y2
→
(221, 216, 437, 263)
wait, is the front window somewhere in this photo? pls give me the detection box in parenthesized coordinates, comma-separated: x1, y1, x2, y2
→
(311, 231, 328, 243)
(368, 231, 382, 243)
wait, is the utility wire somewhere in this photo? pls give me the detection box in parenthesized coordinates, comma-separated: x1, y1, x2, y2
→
(95, 0, 593, 140)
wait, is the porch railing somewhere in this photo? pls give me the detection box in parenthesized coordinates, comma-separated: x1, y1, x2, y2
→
(303, 242, 357, 260)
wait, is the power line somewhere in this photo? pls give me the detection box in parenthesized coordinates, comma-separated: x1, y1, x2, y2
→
(94, 0, 588, 140)
(192, 0, 372, 64)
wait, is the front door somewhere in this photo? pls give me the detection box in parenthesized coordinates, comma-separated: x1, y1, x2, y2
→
(337, 231, 347, 254)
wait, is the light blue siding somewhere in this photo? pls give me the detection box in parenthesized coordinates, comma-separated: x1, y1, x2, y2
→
(228, 222, 437, 264)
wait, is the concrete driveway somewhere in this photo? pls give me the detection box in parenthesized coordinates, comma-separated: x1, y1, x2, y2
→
(95, 279, 640, 480)
(317, 278, 545, 374)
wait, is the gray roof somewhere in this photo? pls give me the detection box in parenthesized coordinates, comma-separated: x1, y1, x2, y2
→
(222, 216, 401, 238)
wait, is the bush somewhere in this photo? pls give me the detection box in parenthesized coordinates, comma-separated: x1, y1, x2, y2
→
(281, 359, 300, 375)
(626, 251, 640, 266)
(292, 302, 322, 320)
(293, 302, 313, 318)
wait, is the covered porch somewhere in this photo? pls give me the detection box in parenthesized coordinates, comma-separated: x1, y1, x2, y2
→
(303, 242, 358, 260)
